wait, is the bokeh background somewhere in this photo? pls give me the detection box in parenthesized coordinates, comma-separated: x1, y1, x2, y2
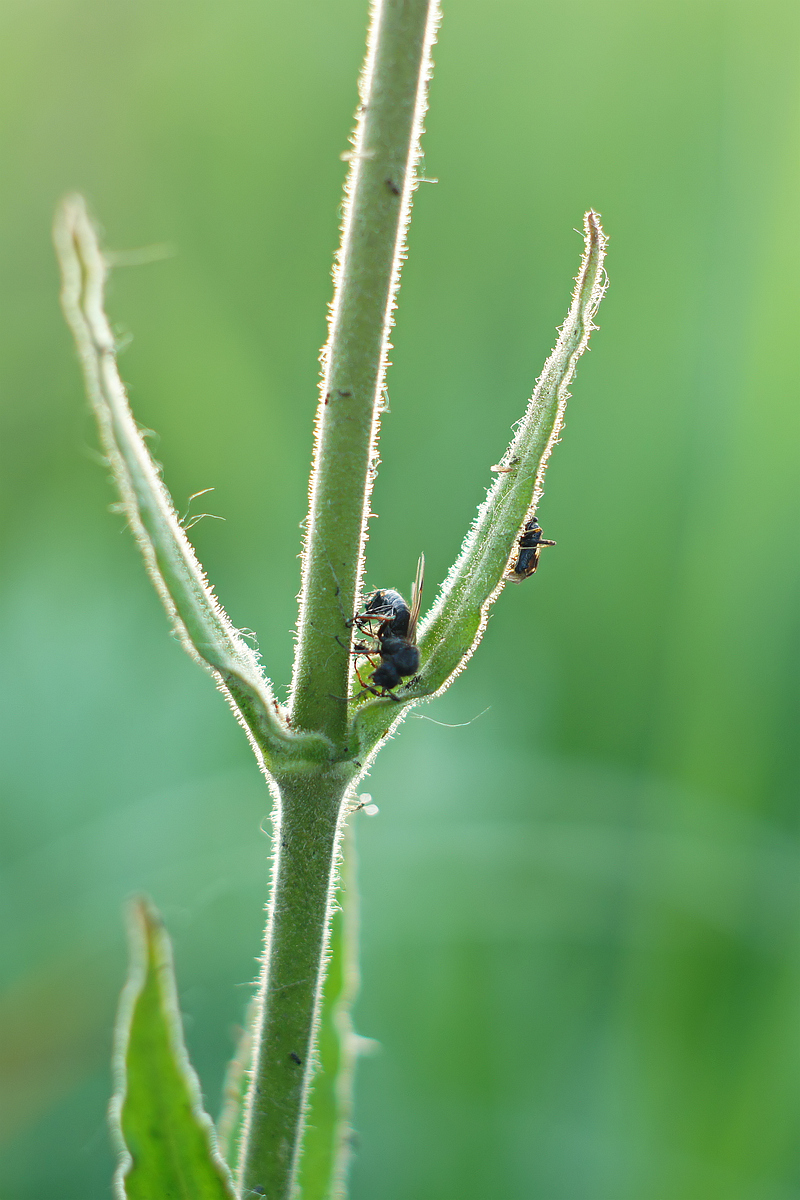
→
(3, 0, 800, 1196)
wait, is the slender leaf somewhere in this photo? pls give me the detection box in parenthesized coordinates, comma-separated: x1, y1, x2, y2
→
(110, 897, 236, 1200)
(352, 210, 608, 756)
(53, 194, 331, 770)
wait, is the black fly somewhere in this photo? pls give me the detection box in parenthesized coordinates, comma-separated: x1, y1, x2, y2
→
(508, 517, 556, 582)
(349, 555, 424, 699)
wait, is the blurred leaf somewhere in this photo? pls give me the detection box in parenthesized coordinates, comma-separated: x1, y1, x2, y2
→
(110, 897, 236, 1199)
(297, 823, 363, 1200)
(53, 193, 329, 770)
(216, 997, 255, 1178)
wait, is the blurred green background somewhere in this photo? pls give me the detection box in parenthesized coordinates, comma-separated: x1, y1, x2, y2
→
(3, 0, 800, 1196)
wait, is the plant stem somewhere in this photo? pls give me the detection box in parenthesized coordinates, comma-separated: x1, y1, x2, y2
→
(239, 5, 439, 1192)
(238, 772, 350, 1199)
(291, 0, 440, 744)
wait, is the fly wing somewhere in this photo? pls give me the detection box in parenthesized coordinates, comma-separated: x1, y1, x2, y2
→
(407, 553, 425, 644)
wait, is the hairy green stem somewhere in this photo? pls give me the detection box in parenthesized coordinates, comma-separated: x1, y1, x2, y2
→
(238, 773, 350, 1198)
(291, 0, 440, 744)
(350, 211, 608, 757)
(238, 6, 439, 1188)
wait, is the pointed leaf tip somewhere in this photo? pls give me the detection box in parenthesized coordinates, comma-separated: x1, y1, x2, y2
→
(110, 897, 236, 1199)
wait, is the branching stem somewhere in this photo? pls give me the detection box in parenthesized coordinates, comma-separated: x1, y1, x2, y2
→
(55, 4, 608, 1196)
(238, 772, 349, 1199)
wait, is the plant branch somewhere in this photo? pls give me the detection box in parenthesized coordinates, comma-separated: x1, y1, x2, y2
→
(237, 7, 441, 1192)
(351, 211, 608, 756)
(290, 0, 441, 745)
(53, 195, 327, 771)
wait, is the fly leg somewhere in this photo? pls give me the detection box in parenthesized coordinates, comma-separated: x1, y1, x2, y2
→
(354, 654, 382, 692)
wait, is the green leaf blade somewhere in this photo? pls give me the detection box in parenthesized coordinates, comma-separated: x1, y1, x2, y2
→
(352, 210, 608, 755)
(53, 194, 327, 771)
(111, 898, 236, 1200)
